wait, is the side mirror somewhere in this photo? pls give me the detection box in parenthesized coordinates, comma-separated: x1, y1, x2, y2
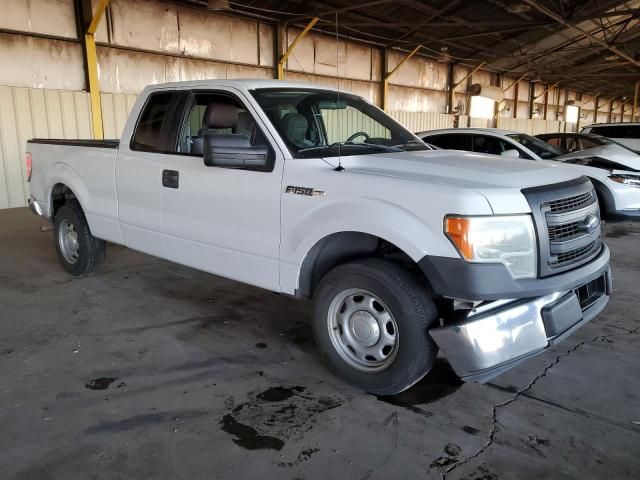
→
(203, 133, 268, 169)
(501, 149, 520, 158)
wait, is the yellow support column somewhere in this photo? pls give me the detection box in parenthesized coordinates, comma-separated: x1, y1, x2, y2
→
(84, 0, 110, 139)
(278, 17, 319, 80)
(382, 44, 422, 111)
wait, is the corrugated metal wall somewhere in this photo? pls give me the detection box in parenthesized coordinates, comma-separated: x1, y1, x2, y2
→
(0, 86, 136, 209)
(390, 111, 454, 132)
(497, 117, 565, 135)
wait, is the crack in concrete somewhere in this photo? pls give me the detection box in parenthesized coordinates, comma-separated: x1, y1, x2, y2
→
(437, 327, 640, 480)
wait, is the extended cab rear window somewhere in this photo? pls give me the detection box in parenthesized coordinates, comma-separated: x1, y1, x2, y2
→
(131, 92, 175, 152)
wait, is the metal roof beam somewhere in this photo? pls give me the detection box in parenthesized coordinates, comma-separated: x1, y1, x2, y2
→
(522, 0, 640, 69)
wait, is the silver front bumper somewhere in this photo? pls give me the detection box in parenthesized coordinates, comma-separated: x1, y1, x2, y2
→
(430, 272, 610, 383)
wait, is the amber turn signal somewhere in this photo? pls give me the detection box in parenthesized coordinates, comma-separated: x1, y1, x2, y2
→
(445, 217, 474, 260)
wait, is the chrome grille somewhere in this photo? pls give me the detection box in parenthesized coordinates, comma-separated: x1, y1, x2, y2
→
(549, 240, 601, 266)
(545, 191, 594, 213)
(522, 178, 603, 277)
(547, 221, 580, 241)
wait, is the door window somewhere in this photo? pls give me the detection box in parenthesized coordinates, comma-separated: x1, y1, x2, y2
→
(471, 135, 512, 155)
(174, 91, 274, 171)
(426, 134, 473, 151)
(544, 137, 563, 148)
(579, 137, 601, 149)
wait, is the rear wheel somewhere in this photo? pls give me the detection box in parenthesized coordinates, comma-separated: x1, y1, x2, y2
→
(312, 258, 439, 395)
(54, 204, 106, 276)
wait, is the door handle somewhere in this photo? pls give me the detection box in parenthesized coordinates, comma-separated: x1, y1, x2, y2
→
(162, 169, 179, 189)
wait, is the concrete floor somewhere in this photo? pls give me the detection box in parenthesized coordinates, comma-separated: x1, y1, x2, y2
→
(1, 207, 639, 480)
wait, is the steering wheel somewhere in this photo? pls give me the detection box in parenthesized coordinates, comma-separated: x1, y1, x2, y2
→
(346, 131, 370, 143)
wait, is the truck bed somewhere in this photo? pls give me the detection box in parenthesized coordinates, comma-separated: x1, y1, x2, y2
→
(27, 138, 122, 244)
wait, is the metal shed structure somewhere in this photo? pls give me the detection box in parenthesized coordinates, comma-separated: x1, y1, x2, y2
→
(0, 0, 639, 208)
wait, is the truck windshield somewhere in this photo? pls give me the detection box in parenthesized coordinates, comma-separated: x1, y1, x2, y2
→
(506, 133, 565, 159)
(251, 88, 431, 158)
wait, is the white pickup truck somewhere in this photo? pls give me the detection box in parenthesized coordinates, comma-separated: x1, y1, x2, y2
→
(27, 80, 611, 395)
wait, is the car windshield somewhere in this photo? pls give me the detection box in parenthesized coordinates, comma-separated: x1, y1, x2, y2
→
(507, 133, 565, 159)
(251, 88, 431, 158)
(582, 135, 609, 146)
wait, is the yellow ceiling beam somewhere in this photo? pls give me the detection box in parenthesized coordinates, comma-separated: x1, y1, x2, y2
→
(278, 17, 319, 80)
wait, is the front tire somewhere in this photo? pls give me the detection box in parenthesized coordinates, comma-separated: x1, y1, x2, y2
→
(54, 203, 106, 276)
(312, 258, 439, 395)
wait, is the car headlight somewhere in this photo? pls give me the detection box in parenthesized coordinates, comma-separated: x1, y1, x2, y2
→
(444, 215, 537, 279)
(609, 174, 640, 189)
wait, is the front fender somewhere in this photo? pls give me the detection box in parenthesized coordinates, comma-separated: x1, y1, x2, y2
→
(279, 197, 460, 293)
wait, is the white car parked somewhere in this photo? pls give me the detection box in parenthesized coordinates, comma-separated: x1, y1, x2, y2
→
(581, 123, 640, 153)
(418, 128, 640, 221)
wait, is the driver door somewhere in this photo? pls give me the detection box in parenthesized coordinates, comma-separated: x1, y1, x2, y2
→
(159, 88, 285, 291)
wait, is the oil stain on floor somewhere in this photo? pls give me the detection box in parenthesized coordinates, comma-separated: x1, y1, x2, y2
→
(220, 386, 342, 451)
(84, 377, 118, 390)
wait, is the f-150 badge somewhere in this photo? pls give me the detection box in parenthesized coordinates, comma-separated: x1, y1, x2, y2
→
(285, 186, 325, 196)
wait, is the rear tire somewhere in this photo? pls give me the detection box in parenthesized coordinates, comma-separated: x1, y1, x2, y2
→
(312, 258, 439, 395)
(54, 203, 106, 276)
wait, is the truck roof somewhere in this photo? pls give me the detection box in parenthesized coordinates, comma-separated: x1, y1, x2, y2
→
(144, 78, 336, 92)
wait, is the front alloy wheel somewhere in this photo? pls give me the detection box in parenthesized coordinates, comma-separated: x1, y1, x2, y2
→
(327, 289, 399, 372)
(312, 258, 439, 395)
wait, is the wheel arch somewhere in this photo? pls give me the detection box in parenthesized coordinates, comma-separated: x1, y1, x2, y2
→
(50, 182, 84, 218)
(296, 231, 429, 298)
(45, 163, 90, 219)
(587, 177, 615, 217)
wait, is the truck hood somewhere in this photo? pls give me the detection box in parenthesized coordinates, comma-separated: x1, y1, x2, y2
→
(556, 144, 640, 171)
(338, 149, 581, 190)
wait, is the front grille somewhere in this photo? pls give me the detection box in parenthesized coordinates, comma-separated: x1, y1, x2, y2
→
(549, 240, 601, 266)
(545, 191, 594, 213)
(522, 178, 603, 277)
(547, 221, 580, 241)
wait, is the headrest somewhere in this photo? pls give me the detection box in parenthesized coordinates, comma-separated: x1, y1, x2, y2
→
(280, 113, 308, 138)
(236, 111, 254, 132)
(203, 102, 238, 129)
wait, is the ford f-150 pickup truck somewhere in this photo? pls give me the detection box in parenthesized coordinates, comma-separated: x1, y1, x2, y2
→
(26, 80, 611, 395)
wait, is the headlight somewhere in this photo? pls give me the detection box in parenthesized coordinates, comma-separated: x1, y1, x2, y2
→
(609, 174, 640, 189)
(445, 215, 537, 279)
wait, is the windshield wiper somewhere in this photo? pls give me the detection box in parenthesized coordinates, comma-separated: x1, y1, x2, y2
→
(392, 141, 432, 151)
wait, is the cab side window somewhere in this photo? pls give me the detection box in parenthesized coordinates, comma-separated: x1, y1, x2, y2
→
(175, 92, 274, 171)
(427, 134, 473, 151)
(565, 137, 580, 152)
(472, 135, 506, 155)
(545, 137, 563, 148)
(579, 137, 599, 149)
(131, 92, 175, 152)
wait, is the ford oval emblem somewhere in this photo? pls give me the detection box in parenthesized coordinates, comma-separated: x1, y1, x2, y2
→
(581, 214, 599, 234)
